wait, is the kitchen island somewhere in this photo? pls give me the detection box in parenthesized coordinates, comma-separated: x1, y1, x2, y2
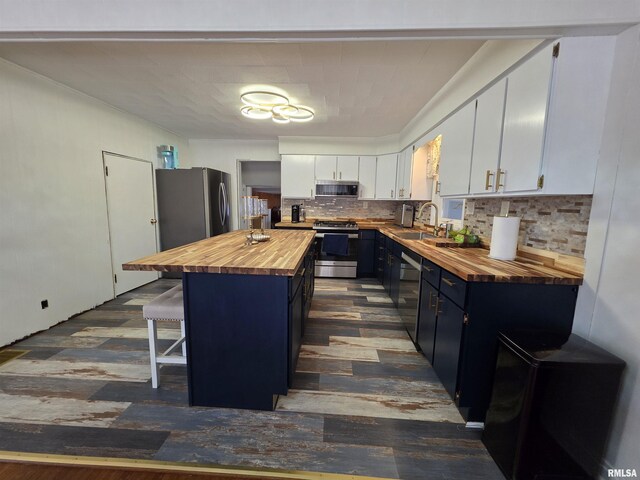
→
(124, 229, 316, 410)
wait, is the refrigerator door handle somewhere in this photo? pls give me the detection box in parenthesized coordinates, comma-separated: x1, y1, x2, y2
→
(218, 182, 225, 226)
(221, 182, 228, 226)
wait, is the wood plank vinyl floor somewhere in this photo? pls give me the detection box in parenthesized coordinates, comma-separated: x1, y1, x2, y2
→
(0, 277, 502, 480)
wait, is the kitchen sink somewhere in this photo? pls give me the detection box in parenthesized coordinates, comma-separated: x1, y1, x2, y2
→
(395, 231, 436, 240)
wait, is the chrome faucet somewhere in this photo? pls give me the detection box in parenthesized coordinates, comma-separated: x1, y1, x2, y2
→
(417, 202, 439, 236)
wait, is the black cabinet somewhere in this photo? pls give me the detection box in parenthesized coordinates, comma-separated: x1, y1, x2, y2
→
(483, 332, 625, 480)
(357, 230, 376, 277)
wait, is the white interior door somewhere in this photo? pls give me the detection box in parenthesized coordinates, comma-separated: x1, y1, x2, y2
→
(103, 152, 159, 296)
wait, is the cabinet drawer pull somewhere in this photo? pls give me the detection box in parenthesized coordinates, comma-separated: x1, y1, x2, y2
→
(485, 170, 494, 191)
(423, 265, 433, 273)
(442, 278, 456, 287)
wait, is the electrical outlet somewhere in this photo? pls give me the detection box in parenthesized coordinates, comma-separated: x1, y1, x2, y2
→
(41, 299, 48, 309)
(466, 201, 475, 215)
(363, 201, 368, 209)
(500, 201, 510, 217)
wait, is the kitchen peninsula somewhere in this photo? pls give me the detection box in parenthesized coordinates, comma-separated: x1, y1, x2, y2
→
(123, 229, 316, 410)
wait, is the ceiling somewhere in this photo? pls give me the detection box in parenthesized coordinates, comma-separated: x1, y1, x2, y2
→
(0, 40, 485, 139)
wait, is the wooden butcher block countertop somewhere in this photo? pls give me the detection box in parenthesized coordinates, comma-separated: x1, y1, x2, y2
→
(378, 226, 583, 285)
(123, 229, 316, 276)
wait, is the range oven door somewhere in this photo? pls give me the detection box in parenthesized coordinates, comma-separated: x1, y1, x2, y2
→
(314, 232, 359, 278)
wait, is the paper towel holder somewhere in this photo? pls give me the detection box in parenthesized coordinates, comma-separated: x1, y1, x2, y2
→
(489, 215, 521, 261)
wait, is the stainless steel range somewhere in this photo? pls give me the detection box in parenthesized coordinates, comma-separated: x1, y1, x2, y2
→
(313, 220, 359, 278)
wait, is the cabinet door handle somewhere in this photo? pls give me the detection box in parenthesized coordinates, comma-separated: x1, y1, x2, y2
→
(311, 188, 313, 197)
(423, 265, 433, 273)
(485, 170, 494, 191)
(435, 181, 441, 195)
(496, 169, 505, 190)
(434, 296, 443, 314)
(428, 291, 435, 310)
(442, 277, 456, 287)
(391, 189, 394, 198)
(339, 171, 342, 179)
(333, 171, 336, 179)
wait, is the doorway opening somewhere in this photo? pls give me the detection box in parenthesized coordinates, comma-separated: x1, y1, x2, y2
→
(237, 160, 281, 229)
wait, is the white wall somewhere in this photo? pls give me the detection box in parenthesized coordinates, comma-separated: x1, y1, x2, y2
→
(573, 24, 640, 476)
(189, 139, 280, 230)
(0, 58, 188, 347)
(278, 135, 400, 156)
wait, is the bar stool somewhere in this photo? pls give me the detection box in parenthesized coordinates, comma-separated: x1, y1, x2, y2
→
(142, 284, 186, 388)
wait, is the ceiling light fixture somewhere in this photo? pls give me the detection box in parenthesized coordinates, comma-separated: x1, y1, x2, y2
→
(239, 89, 314, 124)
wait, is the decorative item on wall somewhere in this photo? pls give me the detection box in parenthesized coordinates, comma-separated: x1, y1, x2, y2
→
(426, 135, 441, 178)
(157, 145, 178, 169)
(240, 87, 314, 124)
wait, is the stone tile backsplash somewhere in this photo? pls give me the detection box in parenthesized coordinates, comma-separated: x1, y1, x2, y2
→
(283, 195, 592, 258)
(464, 196, 592, 257)
(282, 198, 419, 221)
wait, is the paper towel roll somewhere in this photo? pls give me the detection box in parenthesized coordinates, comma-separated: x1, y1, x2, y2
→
(489, 216, 521, 260)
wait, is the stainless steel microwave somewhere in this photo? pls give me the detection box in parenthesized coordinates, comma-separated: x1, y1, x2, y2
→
(315, 180, 359, 198)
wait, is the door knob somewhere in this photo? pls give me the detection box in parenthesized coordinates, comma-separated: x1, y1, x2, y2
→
(150, 219, 157, 224)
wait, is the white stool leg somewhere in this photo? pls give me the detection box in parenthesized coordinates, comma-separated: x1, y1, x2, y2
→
(180, 319, 187, 357)
(147, 318, 160, 388)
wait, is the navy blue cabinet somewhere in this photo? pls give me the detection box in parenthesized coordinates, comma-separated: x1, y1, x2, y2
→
(415, 265, 578, 422)
(375, 233, 385, 284)
(289, 275, 304, 387)
(390, 250, 401, 307)
(417, 280, 438, 364)
(357, 230, 376, 278)
(431, 294, 465, 399)
(183, 244, 314, 411)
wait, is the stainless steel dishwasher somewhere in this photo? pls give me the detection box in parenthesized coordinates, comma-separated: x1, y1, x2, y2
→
(398, 249, 422, 344)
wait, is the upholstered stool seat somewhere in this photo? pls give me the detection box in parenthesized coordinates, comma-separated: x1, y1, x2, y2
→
(142, 284, 186, 388)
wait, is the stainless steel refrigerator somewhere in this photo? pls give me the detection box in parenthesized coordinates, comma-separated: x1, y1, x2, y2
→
(156, 168, 231, 276)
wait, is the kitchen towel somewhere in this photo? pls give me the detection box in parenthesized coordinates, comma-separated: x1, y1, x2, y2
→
(322, 234, 349, 256)
(489, 216, 521, 261)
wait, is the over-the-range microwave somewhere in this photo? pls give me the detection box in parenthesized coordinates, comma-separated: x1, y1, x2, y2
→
(315, 180, 359, 198)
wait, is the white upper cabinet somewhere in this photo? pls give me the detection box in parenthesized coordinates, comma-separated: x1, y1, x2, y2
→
(410, 141, 435, 202)
(469, 79, 507, 195)
(281, 155, 315, 199)
(336, 156, 359, 181)
(358, 156, 377, 200)
(499, 45, 554, 193)
(315, 155, 338, 180)
(539, 36, 615, 195)
(396, 147, 413, 199)
(438, 101, 476, 197)
(314, 155, 359, 181)
(375, 154, 398, 200)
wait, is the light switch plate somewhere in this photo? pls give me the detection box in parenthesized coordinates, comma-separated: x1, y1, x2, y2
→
(500, 200, 510, 216)
(466, 201, 475, 215)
